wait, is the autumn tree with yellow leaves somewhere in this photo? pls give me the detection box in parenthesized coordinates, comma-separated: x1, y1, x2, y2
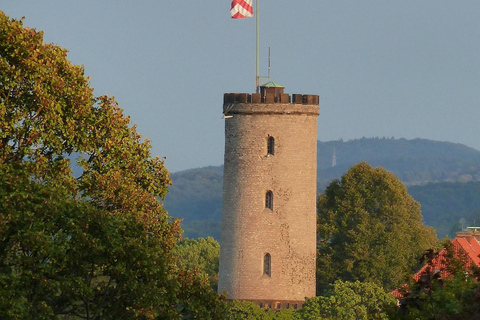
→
(0, 11, 224, 319)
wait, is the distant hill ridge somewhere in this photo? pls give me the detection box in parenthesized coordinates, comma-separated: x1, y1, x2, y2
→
(164, 138, 480, 240)
(318, 137, 480, 189)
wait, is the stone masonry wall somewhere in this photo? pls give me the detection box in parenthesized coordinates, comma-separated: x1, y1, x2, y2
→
(218, 96, 319, 303)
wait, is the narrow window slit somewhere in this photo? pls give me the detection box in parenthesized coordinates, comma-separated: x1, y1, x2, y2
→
(264, 253, 271, 276)
(265, 191, 273, 210)
(267, 136, 275, 155)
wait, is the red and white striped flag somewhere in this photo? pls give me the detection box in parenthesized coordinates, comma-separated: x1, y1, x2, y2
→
(231, 0, 254, 19)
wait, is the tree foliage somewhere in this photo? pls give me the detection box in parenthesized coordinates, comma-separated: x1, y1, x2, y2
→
(0, 168, 180, 319)
(225, 301, 294, 320)
(0, 11, 224, 319)
(176, 237, 220, 291)
(0, 11, 170, 212)
(317, 162, 437, 292)
(295, 280, 396, 320)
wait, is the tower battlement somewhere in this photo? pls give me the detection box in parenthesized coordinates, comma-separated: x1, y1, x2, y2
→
(224, 92, 319, 105)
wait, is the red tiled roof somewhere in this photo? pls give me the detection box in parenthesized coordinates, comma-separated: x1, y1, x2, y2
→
(392, 231, 480, 298)
(452, 236, 480, 267)
(412, 248, 449, 282)
(413, 232, 480, 281)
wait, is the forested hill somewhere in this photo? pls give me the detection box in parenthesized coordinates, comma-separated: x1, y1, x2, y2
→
(409, 182, 480, 238)
(318, 137, 480, 190)
(164, 138, 480, 240)
(165, 166, 223, 240)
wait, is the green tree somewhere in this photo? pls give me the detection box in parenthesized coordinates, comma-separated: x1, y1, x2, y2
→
(295, 281, 397, 320)
(317, 162, 437, 292)
(0, 12, 224, 319)
(176, 237, 220, 291)
(0, 167, 180, 319)
(225, 301, 295, 320)
(226, 301, 270, 320)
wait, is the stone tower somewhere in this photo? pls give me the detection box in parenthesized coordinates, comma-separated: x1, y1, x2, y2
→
(218, 82, 319, 309)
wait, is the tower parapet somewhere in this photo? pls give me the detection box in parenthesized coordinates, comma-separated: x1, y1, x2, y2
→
(218, 86, 319, 309)
(223, 92, 319, 105)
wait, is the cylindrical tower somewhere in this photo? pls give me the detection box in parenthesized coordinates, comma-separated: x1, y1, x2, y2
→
(218, 85, 319, 309)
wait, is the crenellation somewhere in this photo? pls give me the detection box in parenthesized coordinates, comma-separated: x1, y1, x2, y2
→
(223, 92, 319, 106)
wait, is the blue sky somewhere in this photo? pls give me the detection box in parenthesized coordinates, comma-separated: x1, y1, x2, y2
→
(3, 1, 480, 172)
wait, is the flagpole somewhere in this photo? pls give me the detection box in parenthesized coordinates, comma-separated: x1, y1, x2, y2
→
(256, 0, 259, 93)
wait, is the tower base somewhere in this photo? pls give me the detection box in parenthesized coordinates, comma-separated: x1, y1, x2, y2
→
(228, 299, 306, 310)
